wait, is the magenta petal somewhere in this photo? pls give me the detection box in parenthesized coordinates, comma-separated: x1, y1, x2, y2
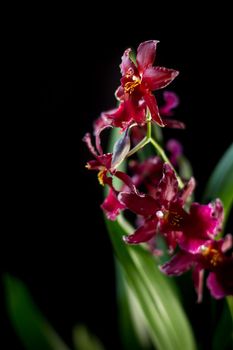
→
(211, 199, 224, 234)
(93, 116, 112, 155)
(206, 272, 227, 299)
(221, 234, 233, 253)
(142, 66, 179, 91)
(115, 86, 125, 101)
(192, 266, 204, 303)
(115, 171, 138, 194)
(166, 139, 183, 166)
(143, 93, 164, 126)
(160, 91, 180, 117)
(118, 192, 158, 216)
(123, 218, 158, 244)
(136, 40, 159, 72)
(86, 159, 102, 170)
(179, 202, 222, 253)
(155, 163, 178, 207)
(190, 203, 220, 238)
(104, 103, 133, 130)
(83, 133, 98, 157)
(120, 48, 136, 76)
(163, 118, 186, 129)
(97, 153, 112, 169)
(178, 177, 196, 205)
(160, 250, 194, 276)
(125, 95, 146, 124)
(101, 189, 125, 221)
(179, 237, 211, 254)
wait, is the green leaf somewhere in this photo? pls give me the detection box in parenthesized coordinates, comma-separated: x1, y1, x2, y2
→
(105, 216, 197, 350)
(116, 260, 151, 350)
(73, 325, 105, 350)
(4, 274, 70, 350)
(212, 299, 233, 350)
(178, 155, 193, 180)
(226, 296, 233, 321)
(204, 143, 233, 222)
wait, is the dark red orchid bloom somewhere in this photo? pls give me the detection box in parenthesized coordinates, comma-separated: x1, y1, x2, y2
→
(84, 129, 133, 220)
(119, 163, 223, 254)
(119, 163, 195, 250)
(161, 234, 233, 301)
(83, 132, 112, 186)
(105, 41, 179, 130)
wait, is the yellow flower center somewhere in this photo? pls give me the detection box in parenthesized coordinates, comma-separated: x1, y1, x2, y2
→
(124, 76, 141, 94)
(168, 211, 183, 228)
(201, 246, 223, 267)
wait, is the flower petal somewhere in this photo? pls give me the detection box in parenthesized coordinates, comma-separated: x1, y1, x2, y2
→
(180, 202, 221, 253)
(166, 139, 183, 166)
(120, 48, 136, 76)
(101, 188, 125, 220)
(160, 250, 194, 276)
(97, 153, 112, 169)
(192, 266, 204, 303)
(115, 86, 125, 101)
(93, 115, 112, 155)
(221, 233, 233, 253)
(178, 177, 196, 205)
(206, 272, 227, 299)
(155, 163, 178, 207)
(125, 95, 146, 125)
(143, 93, 164, 126)
(104, 103, 133, 130)
(136, 40, 159, 72)
(86, 159, 102, 170)
(83, 133, 98, 157)
(179, 237, 211, 255)
(118, 192, 158, 217)
(115, 171, 138, 193)
(123, 218, 158, 244)
(190, 202, 220, 238)
(129, 156, 163, 189)
(163, 118, 186, 129)
(211, 198, 224, 234)
(160, 91, 180, 117)
(143, 66, 179, 91)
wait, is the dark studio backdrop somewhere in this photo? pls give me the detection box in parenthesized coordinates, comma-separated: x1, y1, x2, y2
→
(1, 5, 233, 350)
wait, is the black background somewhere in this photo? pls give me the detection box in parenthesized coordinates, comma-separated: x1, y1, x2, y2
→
(1, 4, 232, 349)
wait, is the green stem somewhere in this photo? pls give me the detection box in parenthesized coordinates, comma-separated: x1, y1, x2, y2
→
(127, 119, 184, 188)
(150, 138, 184, 188)
(127, 136, 150, 158)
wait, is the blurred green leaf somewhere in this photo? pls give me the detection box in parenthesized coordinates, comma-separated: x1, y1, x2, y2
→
(4, 274, 70, 350)
(227, 296, 233, 321)
(178, 155, 193, 180)
(213, 299, 233, 350)
(73, 325, 105, 350)
(116, 260, 151, 350)
(204, 143, 233, 222)
(105, 216, 197, 350)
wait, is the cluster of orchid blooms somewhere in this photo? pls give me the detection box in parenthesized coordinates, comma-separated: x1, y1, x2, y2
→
(84, 40, 233, 302)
